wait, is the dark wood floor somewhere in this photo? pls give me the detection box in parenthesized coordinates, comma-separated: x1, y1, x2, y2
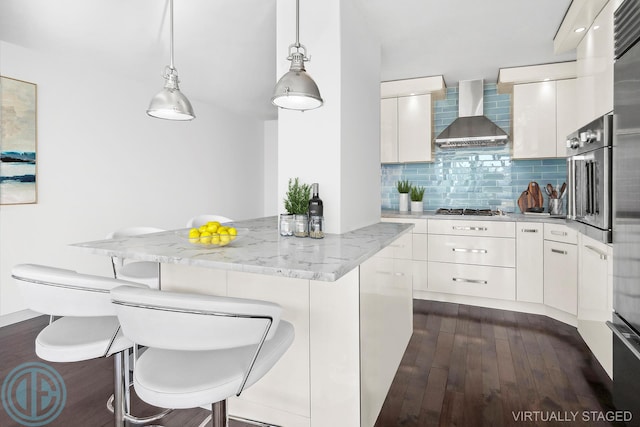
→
(0, 300, 619, 426)
(376, 299, 620, 427)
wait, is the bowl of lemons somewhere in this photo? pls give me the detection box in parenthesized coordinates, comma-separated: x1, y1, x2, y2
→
(178, 221, 246, 247)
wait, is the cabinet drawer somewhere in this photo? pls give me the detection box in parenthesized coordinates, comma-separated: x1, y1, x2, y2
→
(428, 219, 515, 238)
(544, 223, 578, 244)
(428, 235, 515, 267)
(427, 261, 516, 301)
(377, 233, 412, 259)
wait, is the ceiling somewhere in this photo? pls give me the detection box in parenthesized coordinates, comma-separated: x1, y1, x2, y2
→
(0, 0, 575, 121)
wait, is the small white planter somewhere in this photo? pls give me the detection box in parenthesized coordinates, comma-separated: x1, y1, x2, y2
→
(399, 193, 410, 212)
(411, 201, 424, 212)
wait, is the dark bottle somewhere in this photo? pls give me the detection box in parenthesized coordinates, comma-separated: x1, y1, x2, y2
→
(308, 183, 323, 217)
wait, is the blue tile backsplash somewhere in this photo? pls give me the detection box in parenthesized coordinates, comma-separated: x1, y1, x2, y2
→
(381, 83, 567, 212)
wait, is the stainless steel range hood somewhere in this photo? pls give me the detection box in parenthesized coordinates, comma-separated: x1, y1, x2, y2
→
(434, 79, 509, 148)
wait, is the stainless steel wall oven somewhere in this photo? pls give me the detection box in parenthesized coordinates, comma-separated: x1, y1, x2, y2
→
(566, 114, 613, 243)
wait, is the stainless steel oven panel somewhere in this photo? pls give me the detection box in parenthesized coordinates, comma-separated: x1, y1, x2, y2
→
(566, 114, 613, 243)
(572, 148, 612, 230)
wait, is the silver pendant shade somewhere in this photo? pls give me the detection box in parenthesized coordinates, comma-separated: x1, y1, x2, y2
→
(147, 0, 195, 121)
(272, 0, 323, 111)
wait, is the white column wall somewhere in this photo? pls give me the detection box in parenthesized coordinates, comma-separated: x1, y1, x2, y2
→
(0, 42, 265, 318)
(339, 0, 381, 233)
(276, 0, 381, 234)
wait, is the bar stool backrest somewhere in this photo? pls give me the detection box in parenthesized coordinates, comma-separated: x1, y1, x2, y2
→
(111, 286, 282, 351)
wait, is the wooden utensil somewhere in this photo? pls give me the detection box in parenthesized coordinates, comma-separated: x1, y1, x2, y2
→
(559, 182, 567, 199)
(546, 183, 553, 197)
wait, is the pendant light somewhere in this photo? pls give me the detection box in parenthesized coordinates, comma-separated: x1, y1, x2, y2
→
(271, 0, 323, 111)
(147, 0, 195, 121)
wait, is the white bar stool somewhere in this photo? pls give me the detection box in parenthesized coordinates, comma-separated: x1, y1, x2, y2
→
(11, 264, 170, 426)
(110, 286, 295, 427)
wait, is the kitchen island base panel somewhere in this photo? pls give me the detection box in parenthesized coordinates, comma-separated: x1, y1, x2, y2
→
(162, 263, 310, 423)
(360, 256, 413, 427)
(161, 261, 412, 427)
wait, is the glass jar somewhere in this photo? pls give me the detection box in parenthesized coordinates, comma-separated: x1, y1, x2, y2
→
(294, 214, 309, 237)
(309, 216, 324, 239)
(279, 213, 294, 236)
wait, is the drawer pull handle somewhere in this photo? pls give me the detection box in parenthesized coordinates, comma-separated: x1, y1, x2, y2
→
(452, 226, 487, 231)
(394, 272, 405, 277)
(551, 248, 568, 255)
(521, 228, 539, 233)
(452, 248, 488, 254)
(550, 230, 568, 236)
(375, 270, 393, 275)
(452, 277, 487, 285)
(585, 245, 608, 260)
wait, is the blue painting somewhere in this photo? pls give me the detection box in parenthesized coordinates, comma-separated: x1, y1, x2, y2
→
(1, 76, 37, 204)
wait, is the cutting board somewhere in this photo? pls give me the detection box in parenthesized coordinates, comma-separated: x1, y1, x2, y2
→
(517, 182, 544, 213)
(517, 190, 530, 213)
(528, 182, 544, 207)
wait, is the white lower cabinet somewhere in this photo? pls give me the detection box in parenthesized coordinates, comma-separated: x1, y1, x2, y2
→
(382, 215, 612, 378)
(381, 218, 428, 291)
(427, 261, 516, 300)
(543, 239, 578, 316)
(578, 235, 612, 320)
(577, 234, 613, 378)
(516, 222, 544, 303)
(426, 219, 516, 300)
(428, 234, 516, 267)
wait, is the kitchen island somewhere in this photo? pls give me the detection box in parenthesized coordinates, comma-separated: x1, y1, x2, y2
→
(72, 216, 414, 427)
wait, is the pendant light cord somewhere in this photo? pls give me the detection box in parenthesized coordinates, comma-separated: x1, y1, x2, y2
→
(169, 0, 175, 70)
(294, 0, 300, 49)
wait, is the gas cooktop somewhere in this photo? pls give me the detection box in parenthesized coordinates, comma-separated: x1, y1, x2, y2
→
(435, 208, 500, 216)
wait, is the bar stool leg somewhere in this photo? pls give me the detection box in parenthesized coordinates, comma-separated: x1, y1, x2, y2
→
(211, 400, 228, 427)
(113, 351, 127, 427)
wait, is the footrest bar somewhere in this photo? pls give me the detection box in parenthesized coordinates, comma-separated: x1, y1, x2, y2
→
(197, 413, 281, 427)
(107, 394, 173, 424)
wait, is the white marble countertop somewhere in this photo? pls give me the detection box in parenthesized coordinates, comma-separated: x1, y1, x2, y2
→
(71, 216, 413, 282)
(381, 208, 569, 223)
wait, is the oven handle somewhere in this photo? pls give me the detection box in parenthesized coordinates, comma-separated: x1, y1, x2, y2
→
(607, 321, 640, 361)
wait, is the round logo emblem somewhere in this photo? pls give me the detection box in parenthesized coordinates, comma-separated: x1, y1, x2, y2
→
(2, 362, 67, 426)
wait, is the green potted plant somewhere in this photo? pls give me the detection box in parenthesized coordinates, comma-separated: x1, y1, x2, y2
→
(283, 177, 311, 237)
(410, 185, 425, 212)
(396, 179, 412, 212)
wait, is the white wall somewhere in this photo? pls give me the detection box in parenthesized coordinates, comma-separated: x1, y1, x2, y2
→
(339, 0, 381, 233)
(263, 120, 278, 216)
(0, 41, 266, 318)
(276, 0, 380, 234)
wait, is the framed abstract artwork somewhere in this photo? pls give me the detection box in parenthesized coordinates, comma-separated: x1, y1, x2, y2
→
(1, 76, 37, 205)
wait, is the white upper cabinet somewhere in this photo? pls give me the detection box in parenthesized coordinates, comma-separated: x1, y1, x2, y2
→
(556, 78, 578, 155)
(380, 94, 432, 163)
(513, 81, 557, 159)
(576, 0, 614, 126)
(380, 77, 444, 164)
(513, 79, 577, 159)
(380, 98, 398, 163)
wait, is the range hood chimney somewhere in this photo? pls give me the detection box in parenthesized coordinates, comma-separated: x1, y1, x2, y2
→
(434, 79, 509, 148)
